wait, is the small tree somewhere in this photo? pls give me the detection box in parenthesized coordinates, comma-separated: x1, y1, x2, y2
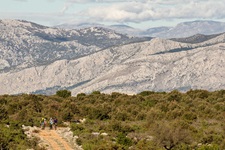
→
(56, 90, 71, 98)
(152, 120, 191, 150)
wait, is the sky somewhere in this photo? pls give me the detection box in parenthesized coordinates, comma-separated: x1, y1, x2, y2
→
(1, 0, 225, 29)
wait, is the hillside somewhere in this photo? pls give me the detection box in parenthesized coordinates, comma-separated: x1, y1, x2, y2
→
(1, 90, 225, 149)
(0, 20, 224, 95)
(0, 19, 150, 72)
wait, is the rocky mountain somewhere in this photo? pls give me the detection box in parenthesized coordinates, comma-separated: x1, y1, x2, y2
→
(56, 22, 104, 29)
(150, 20, 225, 38)
(0, 19, 224, 95)
(56, 23, 142, 37)
(108, 25, 142, 37)
(57, 20, 225, 39)
(141, 26, 172, 37)
(0, 19, 150, 72)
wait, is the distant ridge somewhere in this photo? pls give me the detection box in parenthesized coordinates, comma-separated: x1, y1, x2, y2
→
(170, 33, 223, 44)
(56, 20, 225, 38)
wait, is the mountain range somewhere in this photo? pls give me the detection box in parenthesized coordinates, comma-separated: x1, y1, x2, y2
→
(0, 19, 150, 72)
(57, 20, 225, 38)
(0, 19, 224, 95)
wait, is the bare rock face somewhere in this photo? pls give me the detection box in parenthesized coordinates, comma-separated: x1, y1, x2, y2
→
(70, 39, 225, 94)
(0, 19, 149, 73)
(0, 19, 224, 95)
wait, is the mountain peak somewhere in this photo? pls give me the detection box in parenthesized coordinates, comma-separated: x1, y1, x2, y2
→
(0, 19, 48, 29)
(81, 26, 113, 33)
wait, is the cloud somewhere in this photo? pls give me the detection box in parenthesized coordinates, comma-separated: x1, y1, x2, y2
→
(6, 0, 225, 27)
(78, 2, 151, 23)
(73, 0, 225, 24)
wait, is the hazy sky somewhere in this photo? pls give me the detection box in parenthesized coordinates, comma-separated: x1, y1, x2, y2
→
(1, 0, 225, 29)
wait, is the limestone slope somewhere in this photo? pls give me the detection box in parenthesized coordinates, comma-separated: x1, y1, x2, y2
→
(0, 36, 224, 95)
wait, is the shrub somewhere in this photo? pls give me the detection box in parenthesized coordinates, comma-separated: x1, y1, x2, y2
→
(151, 120, 192, 150)
(61, 108, 73, 121)
(1, 90, 225, 149)
(115, 111, 131, 121)
(167, 90, 183, 102)
(77, 93, 86, 98)
(116, 133, 132, 147)
(70, 123, 85, 136)
(214, 102, 225, 111)
(197, 144, 220, 150)
(135, 139, 158, 150)
(91, 91, 101, 95)
(56, 90, 71, 98)
(88, 106, 110, 120)
(187, 89, 210, 99)
(146, 108, 164, 124)
(109, 120, 121, 131)
(0, 122, 31, 150)
(138, 91, 155, 96)
(111, 92, 123, 99)
(142, 98, 157, 107)
(166, 109, 183, 120)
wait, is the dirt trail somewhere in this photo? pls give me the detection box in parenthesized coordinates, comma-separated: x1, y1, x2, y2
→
(37, 128, 75, 150)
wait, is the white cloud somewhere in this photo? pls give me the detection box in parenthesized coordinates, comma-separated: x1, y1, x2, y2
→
(73, 0, 225, 24)
(5, 0, 225, 27)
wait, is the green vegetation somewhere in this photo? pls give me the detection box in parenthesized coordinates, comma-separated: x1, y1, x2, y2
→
(0, 89, 225, 149)
(56, 89, 71, 98)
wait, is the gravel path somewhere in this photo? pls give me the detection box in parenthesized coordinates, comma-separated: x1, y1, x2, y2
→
(38, 129, 74, 150)
(23, 126, 82, 150)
